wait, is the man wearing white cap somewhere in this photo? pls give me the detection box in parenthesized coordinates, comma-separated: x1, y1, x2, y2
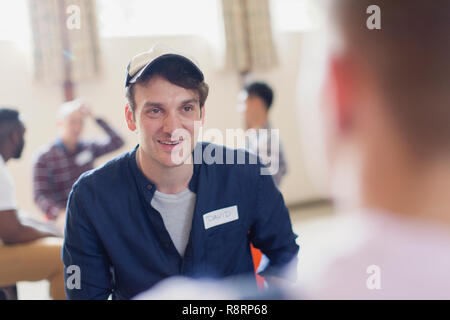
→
(62, 47, 299, 299)
(32, 100, 124, 231)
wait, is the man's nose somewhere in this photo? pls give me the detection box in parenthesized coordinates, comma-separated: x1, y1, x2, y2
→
(162, 112, 181, 135)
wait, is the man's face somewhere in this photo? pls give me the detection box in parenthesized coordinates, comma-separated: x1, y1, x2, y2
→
(59, 110, 85, 145)
(245, 97, 260, 128)
(237, 92, 266, 129)
(12, 122, 26, 159)
(126, 76, 205, 168)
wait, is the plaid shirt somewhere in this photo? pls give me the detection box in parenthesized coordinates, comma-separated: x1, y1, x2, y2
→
(32, 118, 124, 220)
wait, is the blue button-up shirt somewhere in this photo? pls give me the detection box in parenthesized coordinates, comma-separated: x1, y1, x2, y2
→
(62, 143, 299, 299)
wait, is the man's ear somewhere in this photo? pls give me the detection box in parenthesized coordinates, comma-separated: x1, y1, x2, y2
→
(200, 105, 205, 125)
(329, 54, 355, 132)
(125, 104, 137, 131)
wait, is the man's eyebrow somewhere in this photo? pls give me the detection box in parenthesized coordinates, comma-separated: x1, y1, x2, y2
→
(179, 99, 199, 106)
(142, 102, 164, 109)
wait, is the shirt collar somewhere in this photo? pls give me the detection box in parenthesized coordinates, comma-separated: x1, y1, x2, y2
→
(261, 122, 271, 130)
(0, 154, 5, 167)
(128, 144, 201, 195)
(56, 139, 82, 155)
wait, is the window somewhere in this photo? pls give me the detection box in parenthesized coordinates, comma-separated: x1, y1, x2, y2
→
(97, 0, 222, 40)
(0, 0, 31, 46)
(270, 0, 322, 33)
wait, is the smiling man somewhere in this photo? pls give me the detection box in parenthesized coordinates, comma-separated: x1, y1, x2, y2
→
(62, 47, 299, 300)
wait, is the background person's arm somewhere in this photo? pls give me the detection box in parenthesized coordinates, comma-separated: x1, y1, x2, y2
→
(54, 210, 67, 234)
(80, 106, 125, 158)
(0, 209, 62, 244)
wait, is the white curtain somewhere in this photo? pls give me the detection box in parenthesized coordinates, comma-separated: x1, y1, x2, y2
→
(29, 0, 100, 84)
(221, 0, 277, 73)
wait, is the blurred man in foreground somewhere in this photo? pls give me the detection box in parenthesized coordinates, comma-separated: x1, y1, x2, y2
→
(307, 0, 450, 299)
(0, 108, 64, 300)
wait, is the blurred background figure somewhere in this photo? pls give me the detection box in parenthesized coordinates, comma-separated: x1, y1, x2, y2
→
(239, 82, 287, 187)
(0, 108, 65, 300)
(238, 81, 289, 290)
(32, 99, 124, 231)
(299, 0, 450, 299)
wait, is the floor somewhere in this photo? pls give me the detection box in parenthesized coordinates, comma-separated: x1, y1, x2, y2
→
(16, 204, 359, 299)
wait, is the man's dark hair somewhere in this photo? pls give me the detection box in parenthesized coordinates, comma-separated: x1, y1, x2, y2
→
(126, 58, 209, 116)
(0, 108, 21, 146)
(244, 82, 274, 110)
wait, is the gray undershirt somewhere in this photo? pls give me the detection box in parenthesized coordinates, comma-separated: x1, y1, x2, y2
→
(151, 188, 196, 257)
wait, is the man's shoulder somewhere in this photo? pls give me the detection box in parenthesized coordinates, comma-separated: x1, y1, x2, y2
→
(197, 142, 263, 178)
(72, 150, 132, 192)
(33, 142, 63, 162)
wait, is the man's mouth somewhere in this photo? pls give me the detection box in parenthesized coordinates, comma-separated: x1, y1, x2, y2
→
(157, 139, 183, 146)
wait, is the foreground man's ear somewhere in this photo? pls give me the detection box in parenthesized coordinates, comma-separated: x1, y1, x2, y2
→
(329, 54, 357, 133)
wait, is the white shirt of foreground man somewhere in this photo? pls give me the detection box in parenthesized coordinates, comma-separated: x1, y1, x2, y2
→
(288, 210, 450, 299)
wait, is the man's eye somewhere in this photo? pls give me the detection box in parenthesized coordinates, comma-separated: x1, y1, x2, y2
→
(183, 106, 193, 112)
(150, 109, 161, 114)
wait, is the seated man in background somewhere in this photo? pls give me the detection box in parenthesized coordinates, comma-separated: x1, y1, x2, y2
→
(238, 82, 287, 187)
(0, 108, 65, 300)
(32, 99, 124, 231)
(63, 47, 299, 299)
(304, 0, 450, 299)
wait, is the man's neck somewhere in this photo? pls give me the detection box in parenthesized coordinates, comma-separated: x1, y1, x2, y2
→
(0, 148, 11, 163)
(247, 117, 268, 130)
(362, 151, 450, 229)
(136, 147, 193, 194)
(60, 137, 78, 153)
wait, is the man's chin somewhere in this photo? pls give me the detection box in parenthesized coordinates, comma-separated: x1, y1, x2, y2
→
(142, 145, 193, 168)
(161, 156, 191, 167)
(13, 150, 23, 159)
(159, 143, 193, 164)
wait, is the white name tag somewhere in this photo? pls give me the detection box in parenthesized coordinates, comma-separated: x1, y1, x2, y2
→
(203, 205, 239, 230)
(74, 150, 94, 166)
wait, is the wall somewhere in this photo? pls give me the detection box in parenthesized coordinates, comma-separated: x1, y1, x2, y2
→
(0, 33, 327, 219)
